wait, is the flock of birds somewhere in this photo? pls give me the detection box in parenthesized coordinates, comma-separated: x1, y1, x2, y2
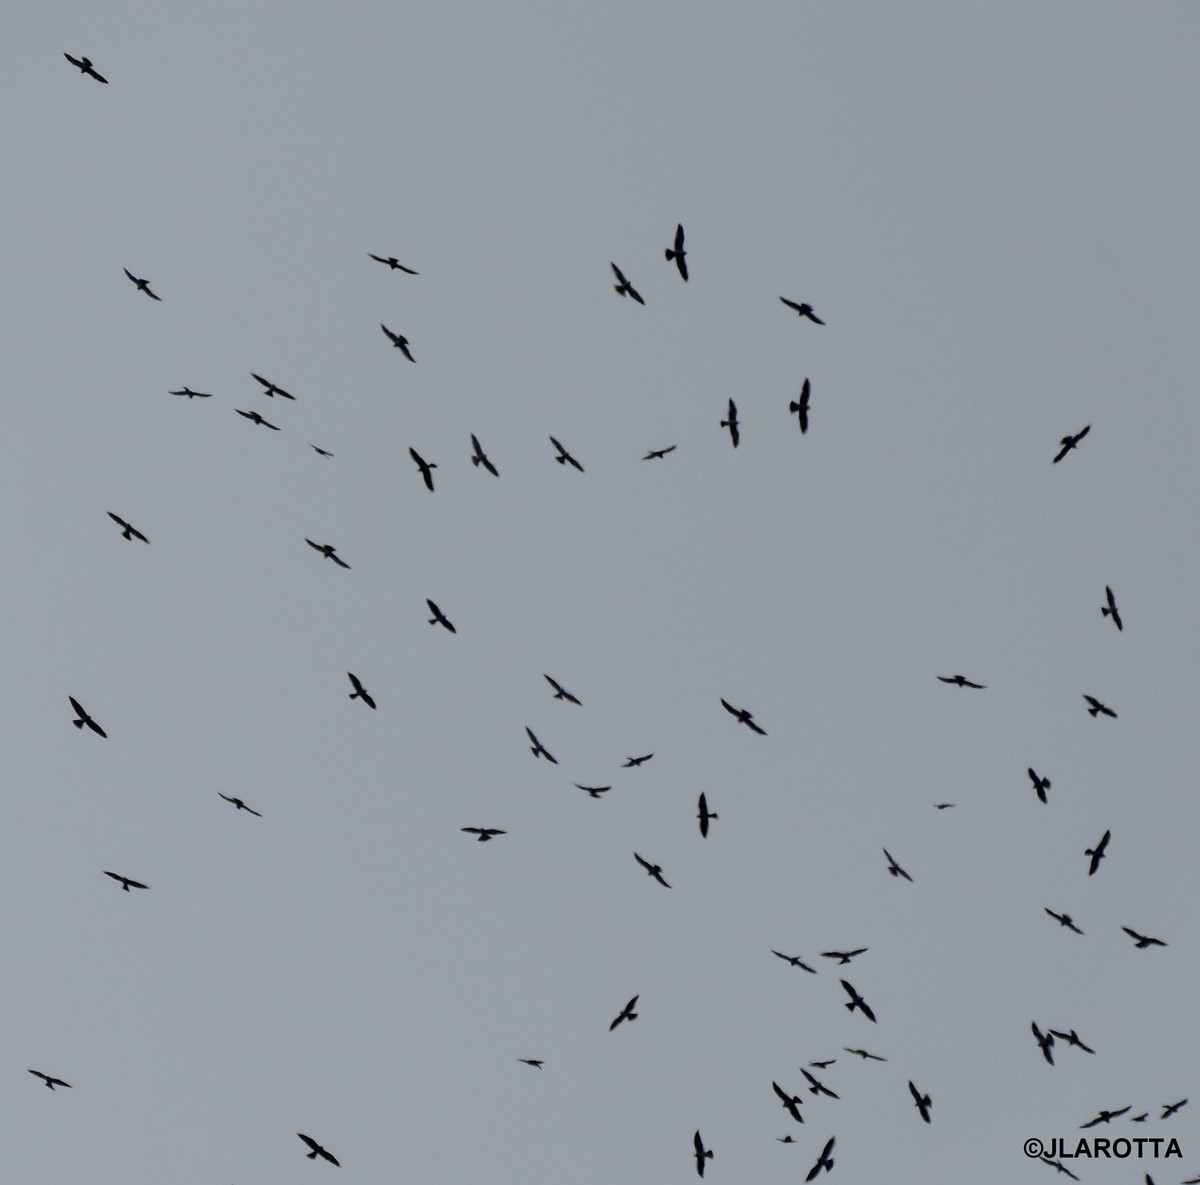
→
(39, 47, 1191, 1185)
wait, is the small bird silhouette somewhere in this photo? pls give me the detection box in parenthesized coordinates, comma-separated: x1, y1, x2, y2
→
(544, 675, 581, 705)
(1161, 1099, 1188, 1119)
(801, 1068, 839, 1099)
(633, 852, 671, 888)
(624, 753, 653, 767)
(789, 379, 811, 433)
(611, 262, 644, 304)
(1079, 1106, 1130, 1128)
(772, 950, 817, 973)
(123, 268, 161, 300)
(643, 445, 677, 460)
(805, 1135, 836, 1181)
(218, 793, 262, 817)
(169, 386, 212, 399)
(64, 53, 107, 83)
(517, 1058, 544, 1069)
(883, 848, 913, 881)
(1031, 1022, 1056, 1065)
(720, 698, 766, 734)
(1053, 424, 1090, 463)
(692, 1130, 712, 1177)
(780, 296, 824, 324)
(938, 674, 985, 688)
(29, 1070, 72, 1089)
(549, 436, 584, 471)
(309, 444, 334, 458)
(841, 980, 877, 1022)
(1040, 1156, 1080, 1180)
(297, 1133, 340, 1165)
(609, 994, 638, 1030)
(107, 512, 149, 543)
(720, 399, 740, 448)
(69, 696, 107, 738)
(1028, 768, 1051, 803)
(347, 673, 376, 710)
(409, 448, 437, 491)
(821, 949, 867, 965)
(1044, 908, 1084, 935)
(470, 434, 499, 476)
(1048, 1028, 1095, 1054)
(697, 793, 717, 838)
(104, 871, 148, 892)
(525, 727, 557, 764)
(1121, 926, 1167, 949)
(305, 540, 350, 568)
(1083, 694, 1116, 718)
(461, 827, 506, 842)
(574, 784, 611, 798)
(772, 1080, 805, 1123)
(843, 1047, 887, 1061)
(909, 1080, 932, 1123)
(665, 225, 688, 281)
(368, 253, 418, 273)
(236, 409, 280, 430)
(381, 324, 416, 361)
(1101, 585, 1123, 631)
(251, 373, 295, 399)
(1085, 830, 1111, 875)
(426, 600, 455, 633)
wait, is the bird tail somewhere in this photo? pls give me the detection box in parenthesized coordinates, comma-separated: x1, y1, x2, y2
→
(789, 402, 800, 413)
(471, 456, 481, 467)
(1101, 607, 1112, 618)
(307, 1151, 318, 1160)
(73, 718, 85, 729)
(1087, 706, 1100, 717)
(665, 249, 677, 262)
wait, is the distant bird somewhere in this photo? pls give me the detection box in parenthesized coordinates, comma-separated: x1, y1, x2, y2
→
(809, 1059, 837, 1069)
(29, 1070, 71, 1089)
(107, 512, 149, 543)
(1101, 585, 1123, 631)
(347, 673, 376, 710)
(841, 980, 877, 1023)
(1083, 694, 1116, 719)
(1085, 830, 1111, 875)
(772, 1080, 805, 1123)
(305, 539, 350, 568)
(772, 950, 817, 973)
(409, 448, 436, 491)
(801, 1068, 839, 1099)
(574, 784, 611, 798)
(1040, 1156, 1080, 1180)
(544, 675, 581, 705)
(461, 827, 506, 842)
(883, 848, 913, 882)
(780, 296, 825, 324)
(937, 674, 985, 688)
(123, 268, 161, 300)
(218, 794, 262, 817)
(634, 852, 671, 888)
(297, 1133, 340, 1166)
(1130, 1113, 1149, 1123)
(609, 994, 638, 1030)
(665, 225, 688, 281)
(1080, 1106, 1130, 1128)
(908, 1080, 932, 1123)
(804, 1135, 836, 1181)
(309, 443, 334, 458)
(236, 409, 280, 430)
(1161, 1099, 1188, 1119)
(934, 802, 955, 809)
(777, 1135, 796, 1143)
(643, 445, 677, 460)
(1031, 1022, 1055, 1066)
(720, 399, 740, 448)
(549, 436, 584, 471)
(789, 379, 811, 433)
(426, 599, 455, 633)
(624, 753, 653, 767)
(610, 262, 644, 304)
(69, 696, 106, 738)
(381, 324, 415, 361)
(720, 698, 766, 734)
(821, 949, 867, 965)
(1121, 926, 1167, 949)
(1048, 1028, 1094, 1054)
(64, 53, 107, 83)
(104, 871, 148, 892)
(692, 1130, 712, 1177)
(843, 1047, 886, 1061)
(1044, 908, 1084, 935)
(517, 1058, 544, 1069)
(697, 793, 717, 838)
(1053, 424, 1090, 463)
(251, 373, 295, 400)
(169, 386, 212, 399)
(525, 727, 558, 764)
(1028, 768, 1051, 803)
(470, 434, 499, 476)
(368, 253, 418, 273)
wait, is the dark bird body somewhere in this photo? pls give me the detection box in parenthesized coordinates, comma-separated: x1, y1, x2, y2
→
(107, 512, 148, 543)
(1048, 1028, 1094, 1054)
(720, 698, 766, 734)
(575, 784, 610, 798)
(64, 53, 107, 82)
(237, 409, 280, 430)
(251, 373, 295, 400)
(305, 539, 350, 568)
(821, 949, 867, 965)
(544, 674, 580, 704)
(938, 674, 985, 688)
(219, 793, 262, 817)
(805, 1136, 836, 1181)
(29, 1070, 71, 1089)
(1102, 585, 1123, 631)
(883, 848, 913, 881)
(1083, 694, 1116, 718)
(801, 1068, 839, 1099)
(426, 599, 455, 632)
(1122, 926, 1167, 949)
(1045, 908, 1084, 934)
(720, 399, 739, 447)
(609, 995, 638, 1030)
(772, 950, 816, 973)
(409, 448, 436, 490)
(381, 324, 415, 361)
(790, 379, 811, 432)
(844, 1046, 887, 1061)
(692, 1130, 712, 1177)
(772, 1080, 805, 1124)
(123, 268, 161, 300)
(841, 980, 877, 1022)
(610, 262, 644, 304)
(624, 753, 653, 767)
(643, 445, 677, 460)
(462, 827, 506, 842)
(549, 436, 584, 471)
(368, 253, 417, 273)
(104, 871, 148, 891)
(909, 1080, 932, 1123)
(69, 696, 106, 738)
(665, 225, 688, 281)
(697, 793, 717, 837)
(517, 1058, 543, 1069)
(780, 296, 824, 324)
(347, 672, 376, 709)
(169, 386, 212, 399)
(297, 1133, 340, 1165)
(1085, 830, 1111, 875)
(1162, 1099, 1188, 1119)
(1041, 1156, 1080, 1180)
(1053, 424, 1090, 463)
(525, 727, 557, 764)
(1032, 1022, 1055, 1065)
(1080, 1106, 1130, 1128)
(470, 434, 499, 476)
(634, 851, 671, 888)
(1028, 768, 1051, 803)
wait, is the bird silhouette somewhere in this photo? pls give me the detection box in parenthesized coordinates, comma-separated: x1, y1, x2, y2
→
(938, 674, 985, 688)
(841, 980, 877, 1022)
(169, 386, 212, 399)
(1048, 1028, 1094, 1054)
(368, 253, 417, 273)
(720, 698, 766, 734)
(426, 600, 455, 633)
(461, 827, 506, 842)
(29, 1070, 72, 1089)
(809, 1059, 837, 1069)
(123, 268, 161, 300)
(1028, 768, 1051, 803)
(665, 225, 688, 281)
(1083, 694, 1116, 718)
(1080, 1106, 1130, 1128)
(909, 1080, 932, 1123)
(297, 1133, 340, 1165)
(1031, 1021, 1056, 1065)
(772, 1080, 805, 1123)
(720, 399, 739, 448)
(609, 994, 638, 1030)
(780, 296, 824, 324)
(574, 784, 611, 798)
(107, 512, 149, 543)
(549, 436, 584, 471)
(1101, 585, 1123, 631)
(821, 949, 867, 965)
(544, 675, 581, 704)
(1121, 926, 1167, 949)
(610, 262, 644, 304)
(1040, 1156, 1080, 1180)
(218, 794, 262, 817)
(1161, 1099, 1188, 1119)
(772, 950, 817, 973)
(347, 672, 376, 709)
(692, 1130, 712, 1177)
(634, 852, 671, 888)
(381, 324, 416, 361)
(470, 434, 499, 476)
(409, 448, 437, 491)
(104, 871, 148, 892)
(236, 409, 280, 430)
(805, 1135, 836, 1181)
(309, 443, 334, 458)
(251, 373, 295, 399)
(1085, 830, 1111, 875)
(883, 848, 913, 881)
(305, 540, 350, 568)
(697, 793, 717, 838)
(801, 1068, 839, 1099)
(1053, 424, 1090, 463)
(623, 753, 653, 767)
(69, 696, 106, 738)
(843, 1047, 887, 1061)
(64, 53, 107, 82)
(517, 1058, 544, 1069)
(643, 445, 677, 460)
(1044, 908, 1084, 935)
(789, 379, 811, 433)
(525, 727, 557, 764)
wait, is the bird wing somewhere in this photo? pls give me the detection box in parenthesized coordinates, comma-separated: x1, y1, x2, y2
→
(381, 324, 398, 343)
(780, 296, 802, 312)
(675, 224, 685, 253)
(348, 673, 364, 693)
(634, 852, 652, 872)
(331, 553, 350, 568)
(69, 696, 86, 717)
(611, 262, 627, 284)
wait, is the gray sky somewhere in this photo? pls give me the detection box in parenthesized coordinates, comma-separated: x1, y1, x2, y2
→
(7, 4, 1199, 1183)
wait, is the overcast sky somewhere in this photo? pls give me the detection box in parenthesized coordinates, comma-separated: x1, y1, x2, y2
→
(7, 4, 1200, 1184)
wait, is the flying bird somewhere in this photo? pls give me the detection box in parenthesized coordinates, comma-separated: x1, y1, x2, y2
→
(103, 871, 148, 892)
(609, 995, 638, 1030)
(883, 848, 913, 881)
(64, 53, 107, 82)
(1079, 1106, 1130, 1128)
(809, 1059, 837, 1069)
(772, 950, 817, 973)
(789, 379, 811, 433)
(1130, 1113, 1149, 1123)
(1048, 1028, 1095, 1054)
(549, 436, 584, 471)
(720, 698, 766, 734)
(623, 753, 653, 767)
(772, 1080, 805, 1124)
(368, 253, 417, 273)
(610, 262, 644, 304)
(908, 1080, 932, 1123)
(461, 827, 506, 842)
(106, 512, 149, 543)
(777, 1135, 796, 1143)
(574, 784, 611, 798)
(251, 373, 295, 399)
(841, 980, 877, 1022)
(544, 675, 581, 705)
(297, 1133, 340, 1166)
(665, 225, 688, 281)
(821, 949, 867, 965)
(1053, 424, 1090, 463)
(934, 802, 955, 809)
(937, 674, 985, 688)
(305, 539, 350, 568)
(1161, 1099, 1188, 1119)
(309, 444, 334, 458)
(1101, 585, 1123, 631)
(1028, 768, 1051, 803)
(801, 1068, 839, 1099)
(720, 399, 739, 448)
(692, 1130, 712, 1177)
(1040, 1156, 1080, 1180)
(1044, 908, 1084, 934)
(347, 672, 376, 709)
(1083, 694, 1116, 718)
(426, 599, 455, 633)
(1031, 1022, 1056, 1065)
(697, 793, 717, 838)
(1085, 830, 1111, 875)
(1121, 926, 1167, 949)
(69, 696, 106, 738)
(517, 1058, 543, 1069)
(643, 445, 677, 460)
(843, 1047, 887, 1061)
(409, 448, 436, 491)
(525, 727, 558, 764)
(381, 324, 416, 361)
(470, 434, 499, 476)
(218, 794, 262, 817)
(169, 386, 212, 398)
(633, 852, 671, 888)
(236, 409, 280, 430)
(123, 268, 161, 300)
(29, 1070, 71, 1089)
(780, 296, 825, 324)
(805, 1136, 836, 1181)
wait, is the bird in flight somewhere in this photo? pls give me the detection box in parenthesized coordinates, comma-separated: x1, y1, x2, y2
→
(1040, 1156, 1080, 1180)
(104, 871, 148, 892)
(1101, 585, 1123, 631)
(574, 784, 610, 798)
(1121, 926, 1167, 949)
(470, 435, 499, 476)
(69, 696, 107, 738)
(938, 674, 985, 688)
(1161, 1099, 1188, 1119)
(381, 324, 416, 361)
(305, 539, 350, 568)
(772, 950, 817, 973)
(643, 445, 677, 460)
(544, 675, 581, 705)
(64, 53, 108, 82)
(692, 1131, 712, 1177)
(1044, 908, 1084, 934)
(1031, 1022, 1056, 1065)
(821, 949, 867, 965)
(347, 672, 376, 710)
(169, 386, 212, 399)
(107, 512, 149, 543)
(665, 225, 688, 281)
(517, 1058, 544, 1069)
(218, 794, 262, 817)
(789, 379, 811, 433)
(427, 599, 456, 633)
(1079, 1106, 1130, 1128)
(251, 373, 295, 399)
(549, 436, 584, 471)
(610, 262, 644, 304)
(236, 409, 280, 430)
(409, 448, 436, 491)
(634, 852, 671, 888)
(772, 1080, 805, 1123)
(909, 1080, 932, 1123)
(934, 802, 955, 809)
(805, 1135, 836, 1181)
(843, 1046, 887, 1061)
(1053, 424, 1090, 463)
(841, 980, 877, 1022)
(123, 268, 161, 300)
(697, 793, 717, 838)
(883, 848, 913, 881)
(809, 1059, 837, 1069)
(720, 399, 740, 448)
(609, 994, 638, 1030)
(1028, 768, 1051, 803)
(29, 1070, 72, 1089)
(1085, 830, 1111, 875)
(525, 727, 557, 764)
(1083, 694, 1116, 719)
(297, 1133, 340, 1165)
(780, 296, 825, 324)
(1048, 1028, 1095, 1055)
(624, 753, 653, 767)
(801, 1068, 839, 1099)
(309, 443, 334, 458)
(461, 827, 506, 842)
(720, 698, 767, 734)
(368, 253, 417, 273)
